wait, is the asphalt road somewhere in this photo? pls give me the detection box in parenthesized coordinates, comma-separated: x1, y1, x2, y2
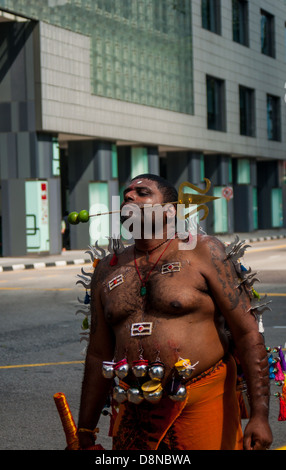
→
(0, 238, 286, 451)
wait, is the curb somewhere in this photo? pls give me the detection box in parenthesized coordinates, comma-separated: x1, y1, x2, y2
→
(238, 234, 286, 243)
(0, 257, 90, 273)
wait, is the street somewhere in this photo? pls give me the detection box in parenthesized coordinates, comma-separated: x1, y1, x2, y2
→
(0, 238, 286, 450)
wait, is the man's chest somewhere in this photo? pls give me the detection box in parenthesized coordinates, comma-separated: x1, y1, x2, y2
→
(101, 259, 210, 323)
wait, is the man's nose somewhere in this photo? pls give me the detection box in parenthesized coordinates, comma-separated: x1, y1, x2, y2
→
(125, 190, 136, 202)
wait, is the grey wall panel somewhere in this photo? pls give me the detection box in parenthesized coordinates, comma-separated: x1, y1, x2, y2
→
(1, 178, 26, 256)
(233, 185, 254, 232)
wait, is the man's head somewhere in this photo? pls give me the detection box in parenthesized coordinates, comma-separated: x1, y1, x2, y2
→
(121, 174, 177, 239)
(129, 174, 178, 204)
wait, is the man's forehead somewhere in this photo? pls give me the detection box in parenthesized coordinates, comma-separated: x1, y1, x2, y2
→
(125, 178, 157, 190)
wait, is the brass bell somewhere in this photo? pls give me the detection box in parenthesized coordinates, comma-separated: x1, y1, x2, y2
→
(114, 358, 129, 379)
(102, 361, 114, 379)
(127, 387, 144, 405)
(132, 359, 149, 378)
(169, 384, 187, 402)
(113, 385, 127, 403)
(148, 361, 165, 380)
(141, 379, 163, 404)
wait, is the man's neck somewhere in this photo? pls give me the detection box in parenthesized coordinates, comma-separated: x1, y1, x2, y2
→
(134, 228, 176, 254)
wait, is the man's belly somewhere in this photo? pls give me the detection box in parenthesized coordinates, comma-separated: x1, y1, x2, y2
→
(111, 316, 228, 385)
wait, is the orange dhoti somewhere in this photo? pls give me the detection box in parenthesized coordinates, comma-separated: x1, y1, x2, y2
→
(112, 355, 243, 450)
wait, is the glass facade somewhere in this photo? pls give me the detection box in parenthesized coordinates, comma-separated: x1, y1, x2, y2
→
(271, 187, 283, 227)
(0, 0, 194, 114)
(89, 181, 109, 245)
(213, 186, 228, 233)
(237, 158, 250, 184)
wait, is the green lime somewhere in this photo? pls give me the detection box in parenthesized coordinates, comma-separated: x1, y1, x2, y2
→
(68, 211, 79, 225)
(78, 210, 89, 223)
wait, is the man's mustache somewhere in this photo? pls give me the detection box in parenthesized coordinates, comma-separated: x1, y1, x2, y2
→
(120, 203, 144, 224)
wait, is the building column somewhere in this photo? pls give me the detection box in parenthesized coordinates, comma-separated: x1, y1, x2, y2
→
(233, 158, 257, 233)
(1, 179, 26, 256)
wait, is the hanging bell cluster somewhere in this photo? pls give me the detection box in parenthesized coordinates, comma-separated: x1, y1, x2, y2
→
(102, 357, 196, 405)
(267, 346, 286, 421)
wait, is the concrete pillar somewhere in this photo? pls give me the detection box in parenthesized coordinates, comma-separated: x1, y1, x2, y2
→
(1, 179, 26, 256)
(233, 159, 257, 233)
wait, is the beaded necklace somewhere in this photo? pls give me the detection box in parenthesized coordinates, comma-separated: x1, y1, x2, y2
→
(134, 236, 176, 296)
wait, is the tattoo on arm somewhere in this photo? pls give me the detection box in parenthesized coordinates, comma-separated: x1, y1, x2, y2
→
(208, 239, 242, 311)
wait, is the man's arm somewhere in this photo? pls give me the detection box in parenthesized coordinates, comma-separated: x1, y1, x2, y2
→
(200, 236, 272, 450)
(77, 262, 115, 449)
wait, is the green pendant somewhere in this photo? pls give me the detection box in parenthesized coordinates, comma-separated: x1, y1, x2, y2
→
(140, 286, 147, 296)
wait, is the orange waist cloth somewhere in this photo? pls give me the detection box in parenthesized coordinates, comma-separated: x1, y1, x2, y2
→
(112, 355, 243, 450)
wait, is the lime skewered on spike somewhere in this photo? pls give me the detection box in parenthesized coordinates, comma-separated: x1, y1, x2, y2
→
(68, 211, 80, 225)
(78, 210, 89, 223)
(68, 210, 89, 224)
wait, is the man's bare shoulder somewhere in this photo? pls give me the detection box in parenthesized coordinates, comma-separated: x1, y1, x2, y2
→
(193, 234, 226, 261)
(90, 244, 133, 286)
(90, 253, 113, 286)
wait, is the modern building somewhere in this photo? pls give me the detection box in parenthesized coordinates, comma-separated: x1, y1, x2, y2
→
(0, 0, 285, 256)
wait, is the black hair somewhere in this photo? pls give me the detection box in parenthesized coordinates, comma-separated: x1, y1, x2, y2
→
(130, 173, 178, 204)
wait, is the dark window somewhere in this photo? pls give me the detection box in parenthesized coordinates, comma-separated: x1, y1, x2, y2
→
(239, 86, 255, 137)
(206, 76, 226, 131)
(232, 0, 249, 46)
(267, 94, 281, 141)
(261, 10, 275, 58)
(202, 0, 221, 35)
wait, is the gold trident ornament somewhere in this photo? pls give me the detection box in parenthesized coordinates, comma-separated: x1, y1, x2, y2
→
(177, 178, 220, 221)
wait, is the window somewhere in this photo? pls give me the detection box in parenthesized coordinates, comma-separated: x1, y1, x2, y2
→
(89, 182, 109, 246)
(239, 85, 255, 137)
(237, 159, 250, 184)
(213, 186, 228, 233)
(202, 0, 221, 35)
(271, 188, 283, 227)
(267, 94, 281, 141)
(232, 0, 249, 46)
(206, 76, 226, 131)
(131, 148, 149, 179)
(261, 10, 275, 58)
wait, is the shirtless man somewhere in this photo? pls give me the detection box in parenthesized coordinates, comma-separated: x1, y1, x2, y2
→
(77, 174, 272, 450)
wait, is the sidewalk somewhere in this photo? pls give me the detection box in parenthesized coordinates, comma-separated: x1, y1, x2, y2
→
(0, 249, 92, 272)
(1, 229, 286, 272)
